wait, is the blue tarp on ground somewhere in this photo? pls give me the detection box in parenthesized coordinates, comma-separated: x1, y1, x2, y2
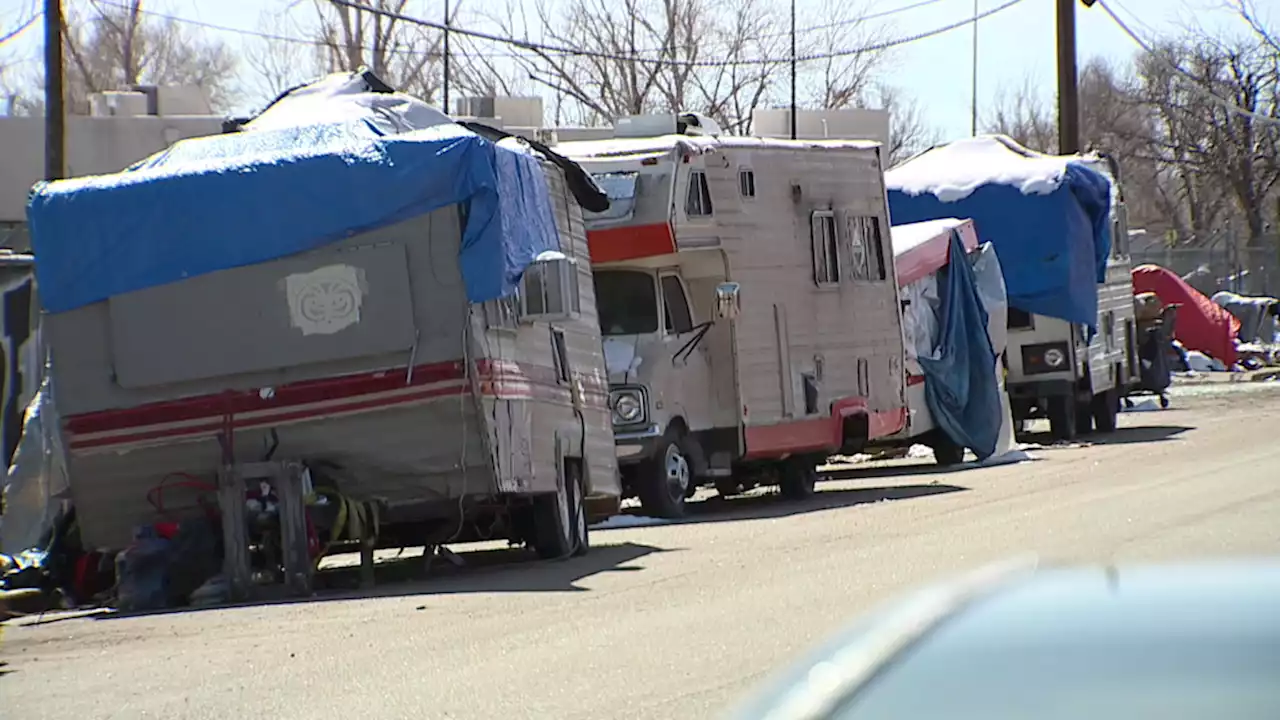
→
(886, 139, 1113, 330)
(26, 120, 559, 314)
(918, 231, 1002, 460)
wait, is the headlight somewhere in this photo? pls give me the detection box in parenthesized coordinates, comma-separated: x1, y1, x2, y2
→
(1043, 347, 1066, 368)
(611, 391, 644, 424)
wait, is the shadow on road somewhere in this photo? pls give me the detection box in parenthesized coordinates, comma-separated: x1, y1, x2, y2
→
(1019, 424, 1192, 448)
(600, 483, 967, 530)
(13, 541, 663, 626)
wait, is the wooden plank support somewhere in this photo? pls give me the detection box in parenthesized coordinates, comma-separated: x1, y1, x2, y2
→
(216, 466, 251, 602)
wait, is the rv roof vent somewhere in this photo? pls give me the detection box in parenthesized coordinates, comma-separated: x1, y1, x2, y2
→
(677, 112, 722, 136)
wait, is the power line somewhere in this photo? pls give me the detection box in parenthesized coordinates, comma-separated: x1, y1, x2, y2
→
(1098, 0, 1280, 128)
(85, 0, 955, 63)
(328, 0, 1028, 67)
(0, 10, 41, 47)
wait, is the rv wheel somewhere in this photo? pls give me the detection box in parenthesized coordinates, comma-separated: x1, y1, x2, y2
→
(637, 430, 691, 519)
(530, 460, 589, 560)
(778, 456, 818, 500)
(1091, 389, 1118, 433)
(928, 430, 966, 466)
(1047, 397, 1077, 442)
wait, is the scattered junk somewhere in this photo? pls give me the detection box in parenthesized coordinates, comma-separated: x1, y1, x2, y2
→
(555, 116, 912, 516)
(875, 218, 1018, 465)
(1132, 264, 1242, 372)
(1126, 302, 1180, 409)
(1211, 291, 1280, 367)
(886, 136, 1139, 442)
(7, 70, 622, 611)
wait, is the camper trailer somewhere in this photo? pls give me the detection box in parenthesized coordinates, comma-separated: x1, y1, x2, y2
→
(874, 219, 1015, 465)
(25, 77, 620, 598)
(886, 136, 1136, 443)
(556, 114, 908, 518)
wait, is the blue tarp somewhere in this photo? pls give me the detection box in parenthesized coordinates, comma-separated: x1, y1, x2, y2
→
(887, 154, 1113, 330)
(918, 232, 1001, 460)
(26, 120, 560, 314)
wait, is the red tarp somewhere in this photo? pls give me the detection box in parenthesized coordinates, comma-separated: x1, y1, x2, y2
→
(1131, 264, 1240, 366)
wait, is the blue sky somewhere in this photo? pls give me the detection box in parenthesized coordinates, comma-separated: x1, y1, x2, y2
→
(0, 0, 1265, 141)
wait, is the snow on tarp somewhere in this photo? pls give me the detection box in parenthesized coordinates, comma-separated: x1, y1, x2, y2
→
(915, 231, 1002, 460)
(890, 218, 979, 287)
(1132, 264, 1240, 367)
(26, 83, 559, 314)
(885, 136, 1113, 330)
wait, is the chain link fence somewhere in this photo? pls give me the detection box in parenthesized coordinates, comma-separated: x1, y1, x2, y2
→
(1133, 236, 1280, 299)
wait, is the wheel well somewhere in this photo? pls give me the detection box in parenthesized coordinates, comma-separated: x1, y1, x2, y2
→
(664, 416, 689, 435)
(839, 413, 869, 455)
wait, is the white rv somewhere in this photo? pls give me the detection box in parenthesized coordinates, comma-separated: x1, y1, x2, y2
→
(556, 114, 908, 518)
(1004, 153, 1139, 440)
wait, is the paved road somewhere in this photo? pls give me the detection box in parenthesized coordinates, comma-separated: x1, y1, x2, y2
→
(4, 384, 1280, 719)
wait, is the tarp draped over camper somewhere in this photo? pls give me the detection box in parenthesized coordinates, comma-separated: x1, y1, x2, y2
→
(1132, 264, 1240, 366)
(26, 75, 561, 314)
(891, 219, 1003, 460)
(885, 136, 1113, 330)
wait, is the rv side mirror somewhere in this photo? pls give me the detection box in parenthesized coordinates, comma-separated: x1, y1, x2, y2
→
(519, 253, 581, 323)
(715, 282, 741, 321)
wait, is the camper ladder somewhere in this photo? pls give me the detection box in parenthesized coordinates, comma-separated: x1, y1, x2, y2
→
(216, 461, 313, 601)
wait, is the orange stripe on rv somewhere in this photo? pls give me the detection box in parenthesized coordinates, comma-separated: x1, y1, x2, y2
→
(587, 223, 678, 263)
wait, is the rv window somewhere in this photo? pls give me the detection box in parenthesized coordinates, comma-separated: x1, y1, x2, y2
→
(812, 211, 840, 285)
(739, 169, 756, 198)
(551, 328, 571, 384)
(686, 171, 714, 217)
(846, 216, 887, 281)
(594, 270, 660, 335)
(661, 275, 694, 334)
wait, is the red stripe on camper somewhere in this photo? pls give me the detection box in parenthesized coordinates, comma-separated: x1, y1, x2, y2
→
(587, 222, 678, 263)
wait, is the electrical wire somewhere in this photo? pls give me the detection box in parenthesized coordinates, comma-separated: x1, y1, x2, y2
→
(329, 0, 1029, 67)
(0, 10, 40, 47)
(1098, 0, 1280, 128)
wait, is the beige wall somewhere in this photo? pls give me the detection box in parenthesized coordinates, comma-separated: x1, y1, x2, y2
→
(0, 115, 224, 225)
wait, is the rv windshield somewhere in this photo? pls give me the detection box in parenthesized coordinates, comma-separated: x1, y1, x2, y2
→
(594, 270, 659, 335)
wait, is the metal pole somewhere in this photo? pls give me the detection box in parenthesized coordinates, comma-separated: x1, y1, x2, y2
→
(971, 0, 979, 136)
(44, 0, 65, 181)
(442, 0, 451, 114)
(789, 0, 797, 140)
(1055, 0, 1080, 154)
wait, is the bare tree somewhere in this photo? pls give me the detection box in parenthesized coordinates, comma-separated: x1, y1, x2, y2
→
(803, 3, 890, 110)
(246, 9, 324, 105)
(51, 0, 239, 114)
(311, 0, 448, 105)
(867, 84, 938, 166)
(496, 0, 890, 132)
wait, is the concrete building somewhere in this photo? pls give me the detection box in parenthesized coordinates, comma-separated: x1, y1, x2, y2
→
(0, 86, 226, 245)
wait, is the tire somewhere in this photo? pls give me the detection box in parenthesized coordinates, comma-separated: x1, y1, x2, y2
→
(1075, 400, 1094, 436)
(778, 456, 818, 500)
(1047, 396, 1077, 441)
(531, 460, 589, 560)
(1092, 389, 1118, 433)
(637, 429, 691, 519)
(928, 430, 966, 466)
(1159, 394, 1170, 409)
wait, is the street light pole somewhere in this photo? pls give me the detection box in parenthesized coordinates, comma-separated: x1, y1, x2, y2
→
(971, 0, 979, 136)
(789, 0, 797, 140)
(443, 0, 451, 114)
(44, 0, 65, 181)
(1056, 0, 1080, 154)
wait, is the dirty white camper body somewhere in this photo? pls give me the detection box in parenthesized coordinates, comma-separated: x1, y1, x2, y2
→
(29, 114, 620, 581)
(1004, 154, 1139, 440)
(556, 116, 908, 517)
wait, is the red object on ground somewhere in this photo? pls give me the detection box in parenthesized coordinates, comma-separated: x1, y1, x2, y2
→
(1131, 264, 1240, 366)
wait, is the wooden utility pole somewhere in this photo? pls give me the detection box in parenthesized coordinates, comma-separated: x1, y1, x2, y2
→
(442, 0, 451, 114)
(789, 0, 797, 140)
(44, 0, 66, 180)
(1056, 0, 1082, 155)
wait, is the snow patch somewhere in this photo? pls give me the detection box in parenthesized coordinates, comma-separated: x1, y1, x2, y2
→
(1185, 351, 1226, 373)
(906, 444, 935, 459)
(590, 514, 671, 530)
(972, 449, 1037, 467)
(1122, 397, 1163, 412)
(886, 135, 1079, 203)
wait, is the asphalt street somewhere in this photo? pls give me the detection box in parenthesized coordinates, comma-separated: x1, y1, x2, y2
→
(3, 383, 1279, 720)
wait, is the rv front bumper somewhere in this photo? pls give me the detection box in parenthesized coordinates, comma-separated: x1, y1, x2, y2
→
(614, 425, 662, 464)
(1007, 378, 1075, 400)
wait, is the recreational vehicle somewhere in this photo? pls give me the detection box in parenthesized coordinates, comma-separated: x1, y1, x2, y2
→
(1002, 153, 1139, 440)
(25, 74, 620, 599)
(556, 114, 908, 518)
(886, 136, 1136, 443)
